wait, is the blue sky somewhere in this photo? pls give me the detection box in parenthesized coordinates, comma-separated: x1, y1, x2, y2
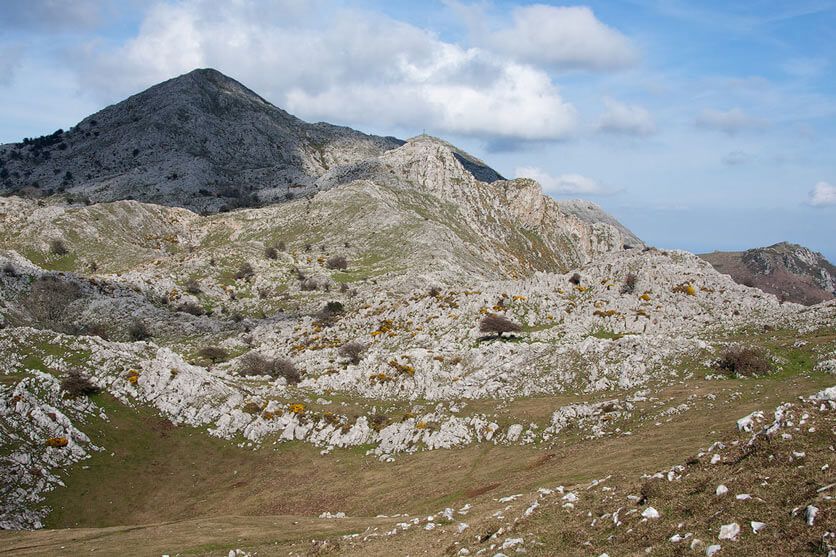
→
(1, 0, 835, 259)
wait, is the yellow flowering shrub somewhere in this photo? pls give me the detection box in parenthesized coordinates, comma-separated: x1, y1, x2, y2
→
(46, 437, 69, 448)
(672, 283, 697, 296)
(388, 360, 415, 376)
(369, 372, 394, 384)
(593, 309, 620, 318)
(371, 319, 395, 337)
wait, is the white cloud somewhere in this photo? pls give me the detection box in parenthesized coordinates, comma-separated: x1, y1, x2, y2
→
(71, 0, 579, 142)
(479, 4, 637, 70)
(515, 167, 610, 195)
(809, 181, 836, 207)
(596, 97, 656, 136)
(695, 108, 767, 135)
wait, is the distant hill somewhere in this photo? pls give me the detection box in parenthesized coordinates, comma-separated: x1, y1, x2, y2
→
(700, 242, 836, 305)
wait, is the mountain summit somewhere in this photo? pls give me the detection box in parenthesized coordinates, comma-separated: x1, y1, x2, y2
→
(0, 68, 408, 211)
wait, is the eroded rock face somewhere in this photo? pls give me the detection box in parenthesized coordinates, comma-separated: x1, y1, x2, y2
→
(316, 135, 640, 275)
(0, 371, 102, 529)
(493, 179, 546, 228)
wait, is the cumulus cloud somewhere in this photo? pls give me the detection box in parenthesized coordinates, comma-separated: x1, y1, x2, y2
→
(808, 181, 836, 207)
(515, 167, 611, 195)
(477, 4, 637, 70)
(71, 0, 579, 142)
(596, 97, 656, 136)
(695, 108, 767, 135)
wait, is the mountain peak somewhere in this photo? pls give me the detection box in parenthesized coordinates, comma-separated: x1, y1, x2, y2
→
(0, 69, 402, 211)
(139, 67, 274, 111)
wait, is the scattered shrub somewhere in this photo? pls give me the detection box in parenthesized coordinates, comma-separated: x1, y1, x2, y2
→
(243, 402, 261, 414)
(316, 300, 345, 323)
(184, 278, 201, 294)
(479, 314, 522, 338)
(369, 413, 388, 432)
(26, 276, 82, 328)
(128, 320, 150, 341)
(264, 246, 278, 260)
(300, 278, 318, 291)
(46, 437, 69, 448)
(239, 353, 302, 384)
(239, 352, 273, 376)
(429, 286, 442, 298)
(82, 322, 109, 339)
(621, 273, 638, 294)
(716, 346, 771, 377)
(326, 255, 348, 270)
(60, 369, 100, 397)
(2, 262, 17, 276)
(568, 272, 582, 285)
(49, 238, 68, 256)
(198, 346, 229, 363)
(338, 341, 367, 365)
(177, 301, 205, 316)
(235, 262, 254, 280)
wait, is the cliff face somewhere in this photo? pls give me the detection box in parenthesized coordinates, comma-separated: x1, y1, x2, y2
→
(315, 135, 641, 275)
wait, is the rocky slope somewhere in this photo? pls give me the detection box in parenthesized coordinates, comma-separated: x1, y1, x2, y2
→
(0, 68, 411, 212)
(0, 70, 833, 556)
(0, 138, 639, 289)
(701, 242, 836, 305)
(2, 185, 834, 529)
